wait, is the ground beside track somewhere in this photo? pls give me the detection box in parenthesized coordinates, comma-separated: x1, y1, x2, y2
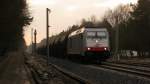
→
(1, 52, 149, 84)
(0, 52, 31, 84)
(47, 56, 150, 84)
(0, 52, 85, 84)
(25, 53, 85, 84)
(107, 57, 150, 67)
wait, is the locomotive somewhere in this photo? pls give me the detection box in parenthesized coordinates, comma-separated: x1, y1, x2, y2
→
(37, 27, 110, 62)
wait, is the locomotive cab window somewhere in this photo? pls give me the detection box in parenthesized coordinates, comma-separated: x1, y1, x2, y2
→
(86, 31, 106, 39)
(97, 31, 107, 39)
(87, 32, 96, 37)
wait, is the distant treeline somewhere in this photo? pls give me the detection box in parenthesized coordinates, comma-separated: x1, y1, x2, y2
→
(0, 0, 32, 55)
(104, 0, 150, 57)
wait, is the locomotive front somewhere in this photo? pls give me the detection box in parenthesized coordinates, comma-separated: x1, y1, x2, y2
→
(84, 28, 110, 61)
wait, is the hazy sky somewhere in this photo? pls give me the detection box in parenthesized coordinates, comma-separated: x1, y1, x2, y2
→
(24, 0, 137, 45)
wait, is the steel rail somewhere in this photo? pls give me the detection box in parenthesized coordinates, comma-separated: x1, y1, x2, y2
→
(102, 62, 150, 73)
(96, 62, 150, 78)
(49, 63, 92, 84)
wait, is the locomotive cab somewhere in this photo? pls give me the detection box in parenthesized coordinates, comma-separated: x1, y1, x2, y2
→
(84, 28, 110, 60)
(67, 27, 110, 61)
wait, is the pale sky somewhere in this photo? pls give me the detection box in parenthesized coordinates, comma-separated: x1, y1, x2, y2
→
(24, 0, 137, 45)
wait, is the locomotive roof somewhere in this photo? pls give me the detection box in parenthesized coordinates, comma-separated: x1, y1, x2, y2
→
(68, 27, 107, 37)
(85, 28, 107, 31)
(68, 28, 85, 37)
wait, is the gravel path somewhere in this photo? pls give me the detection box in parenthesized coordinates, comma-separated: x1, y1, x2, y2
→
(0, 52, 31, 84)
(49, 57, 150, 84)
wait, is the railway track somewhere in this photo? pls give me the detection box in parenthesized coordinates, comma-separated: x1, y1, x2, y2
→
(111, 62, 150, 67)
(96, 62, 150, 79)
(24, 63, 39, 84)
(24, 53, 91, 84)
(49, 63, 92, 84)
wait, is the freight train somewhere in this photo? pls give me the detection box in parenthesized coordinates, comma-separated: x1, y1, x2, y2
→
(37, 27, 110, 62)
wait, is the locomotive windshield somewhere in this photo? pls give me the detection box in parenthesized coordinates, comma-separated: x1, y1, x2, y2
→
(97, 31, 107, 38)
(87, 32, 96, 37)
(87, 31, 106, 39)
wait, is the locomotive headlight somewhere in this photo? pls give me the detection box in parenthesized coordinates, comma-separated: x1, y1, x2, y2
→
(88, 48, 91, 50)
(104, 48, 107, 50)
(96, 40, 98, 43)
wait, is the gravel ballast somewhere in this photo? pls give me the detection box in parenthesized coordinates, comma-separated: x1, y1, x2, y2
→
(25, 53, 81, 84)
(48, 57, 150, 84)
